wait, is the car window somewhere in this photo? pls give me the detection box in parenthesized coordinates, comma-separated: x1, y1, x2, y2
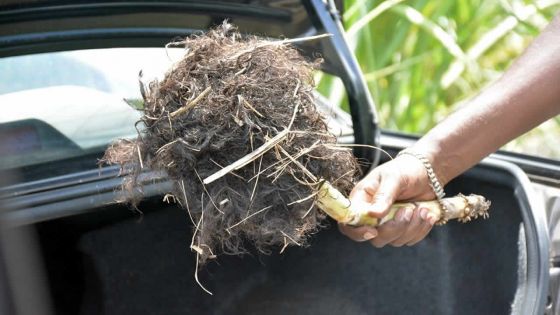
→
(0, 48, 184, 171)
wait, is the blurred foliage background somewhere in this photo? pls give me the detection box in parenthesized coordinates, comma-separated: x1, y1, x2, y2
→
(316, 0, 560, 158)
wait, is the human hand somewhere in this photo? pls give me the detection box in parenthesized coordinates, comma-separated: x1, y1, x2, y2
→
(338, 153, 440, 247)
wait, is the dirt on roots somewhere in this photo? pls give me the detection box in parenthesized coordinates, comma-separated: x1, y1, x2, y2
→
(102, 23, 361, 264)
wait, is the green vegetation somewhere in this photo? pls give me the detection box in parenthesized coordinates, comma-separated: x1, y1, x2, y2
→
(125, 98, 144, 110)
(316, 0, 560, 158)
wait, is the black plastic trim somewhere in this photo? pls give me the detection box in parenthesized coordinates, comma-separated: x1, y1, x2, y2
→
(0, 1, 291, 25)
(0, 28, 199, 57)
(1, 180, 174, 226)
(0, 169, 168, 210)
(0, 166, 121, 199)
(304, 0, 380, 167)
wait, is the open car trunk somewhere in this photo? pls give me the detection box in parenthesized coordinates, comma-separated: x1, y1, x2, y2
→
(19, 158, 543, 315)
(0, 1, 553, 314)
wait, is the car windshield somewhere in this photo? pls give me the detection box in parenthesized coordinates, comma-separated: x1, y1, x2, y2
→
(0, 48, 184, 171)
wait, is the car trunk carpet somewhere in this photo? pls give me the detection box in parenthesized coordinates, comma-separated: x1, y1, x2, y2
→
(36, 176, 522, 315)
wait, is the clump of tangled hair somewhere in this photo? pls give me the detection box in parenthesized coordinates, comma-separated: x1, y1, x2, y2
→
(102, 22, 361, 264)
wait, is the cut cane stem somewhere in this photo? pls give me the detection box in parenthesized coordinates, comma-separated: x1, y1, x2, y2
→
(316, 181, 490, 226)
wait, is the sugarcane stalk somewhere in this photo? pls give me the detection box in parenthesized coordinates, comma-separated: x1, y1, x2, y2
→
(316, 181, 490, 226)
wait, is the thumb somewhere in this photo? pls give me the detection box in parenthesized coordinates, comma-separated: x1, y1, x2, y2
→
(364, 176, 400, 218)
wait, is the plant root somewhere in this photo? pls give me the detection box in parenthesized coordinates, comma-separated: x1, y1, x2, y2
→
(101, 22, 359, 264)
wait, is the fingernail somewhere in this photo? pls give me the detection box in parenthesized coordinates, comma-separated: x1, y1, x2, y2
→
(370, 200, 391, 215)
(367, 206, 384, 218)
(420, 208, 429, 220)
(427, 214, 438, 225)
(395, 208, 404, 221)
(363, 231, 377, 240)
(402, 208, 413, 222)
